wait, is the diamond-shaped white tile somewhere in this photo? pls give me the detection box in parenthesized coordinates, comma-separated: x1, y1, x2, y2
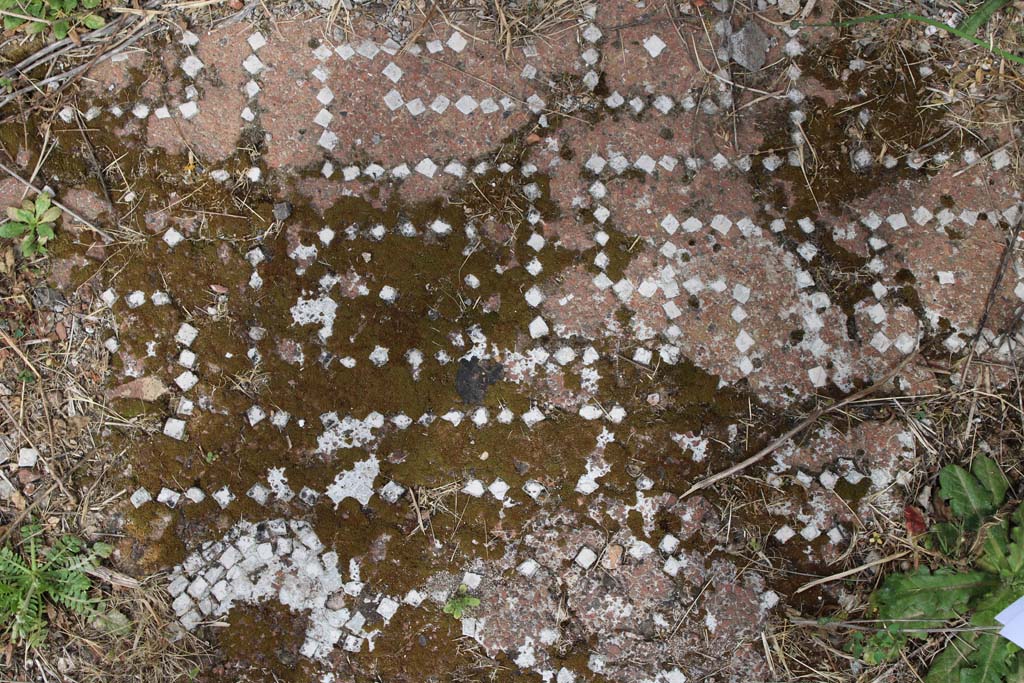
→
(242, 54, 264, 75)
(181, 55, 204, 78)
(382, 62, 403, 83)
(383, 89, 404, 110)
(314, 109, 333, 127)
(643, 35, 666, 58)
(455, 95, 478, 114)
(415, 158, 437, 177)
(247, 33, 266, 51)
(447, 31, 468, 52)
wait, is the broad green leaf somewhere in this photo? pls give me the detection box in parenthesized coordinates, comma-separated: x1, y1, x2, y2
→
(1007, 653, 1024, 683)
(4, 16, 25, 29)
(91, 542, 113, 559)
(961, 632, 1014, 683)
(33, 193, 50, 216)
(977, 521, 1010, 576)
(7, 207, 31, 222)
(1007, 526, 1024, 574)
(52, 18, 68, 39)
(872, 567, 997, 634)
(972, 583, 1019, 626)
(971, 456, 1008, 508)
(82, 13, 103, 29)
(0, 222, 29, 238)
(35, 224, 55, 241)
(930, 522, 962, 555)
(26, 20, 47, 34)
(82, 0, 100, 7)
(20, 233, 37, 257)
(926, 635, 973, 683)
(939, 464, 997, 528)
(38, 206, 61, 224)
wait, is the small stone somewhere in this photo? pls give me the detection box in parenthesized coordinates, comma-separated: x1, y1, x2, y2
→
(273, 202, 292, 221)
(17, 448, 38, 468)
(730, 21, 769, 71)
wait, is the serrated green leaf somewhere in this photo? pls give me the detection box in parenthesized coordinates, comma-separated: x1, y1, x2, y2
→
(972, 456, 1008, 508)
(91, 542, 113, 559)
(81, 13, 103, 28)
(939, 464, 997, 528)
(872, 567, 997, 635)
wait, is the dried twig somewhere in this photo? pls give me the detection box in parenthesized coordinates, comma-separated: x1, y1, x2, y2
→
(682, 351, 920, 498)
(795, 551, 909, 594)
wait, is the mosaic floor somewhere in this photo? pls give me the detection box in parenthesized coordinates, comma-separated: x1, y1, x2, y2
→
(3, 1, 1022, 680)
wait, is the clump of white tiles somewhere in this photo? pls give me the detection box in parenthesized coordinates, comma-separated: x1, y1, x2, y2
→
(168, 519, 401, 659)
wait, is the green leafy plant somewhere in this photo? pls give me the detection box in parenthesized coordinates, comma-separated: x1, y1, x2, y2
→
(0, 522, 114, 646)
(443, 584, 480, 619)
(797, 0, 1024, 66)
(0, 0, 105, 40)
(847, 455, 1024, 682)
(1, 193, 61, 258)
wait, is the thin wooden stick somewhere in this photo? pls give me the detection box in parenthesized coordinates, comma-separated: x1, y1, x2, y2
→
(0, 328, 40, 379)
(682, 351, 920, 498)
(795, 551, 908, 594)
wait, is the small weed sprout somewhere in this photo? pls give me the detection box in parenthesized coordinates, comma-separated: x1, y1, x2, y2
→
(443, 584, 480, 619)
(1, 193, 61, 258)
(0, 522, 114, 646)
(0, 0, 105, 40)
